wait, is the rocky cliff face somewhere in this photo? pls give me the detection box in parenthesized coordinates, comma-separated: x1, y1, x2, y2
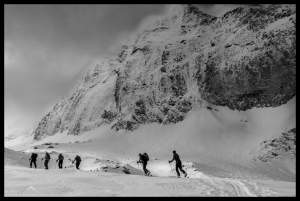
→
(33, 4, 295, 141)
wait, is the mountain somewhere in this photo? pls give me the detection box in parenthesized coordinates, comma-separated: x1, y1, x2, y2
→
(32, 4, 295, 142)
(3, 5, 296, 194)
(18, 4, 294, 174)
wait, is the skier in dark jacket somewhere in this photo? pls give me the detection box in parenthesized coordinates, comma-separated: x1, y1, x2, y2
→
(169, 150, 187, 178)
(72, 155, 81, 169)
(137, 153, 150, 176)
(42, 152, 51, 169)
(56, 153, 64, 169)
(29, 153, 38, 168)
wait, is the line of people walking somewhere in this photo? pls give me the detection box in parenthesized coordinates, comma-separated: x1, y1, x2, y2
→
(29, 152, 81, 170)
(29, 150, 187, 178)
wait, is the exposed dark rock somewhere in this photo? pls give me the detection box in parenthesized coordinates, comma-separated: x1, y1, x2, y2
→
(253, 128, 296, 162)
(101, 110, 117, 124)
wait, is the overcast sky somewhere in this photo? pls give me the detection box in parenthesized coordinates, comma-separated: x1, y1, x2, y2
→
(4, 4, 243, 136)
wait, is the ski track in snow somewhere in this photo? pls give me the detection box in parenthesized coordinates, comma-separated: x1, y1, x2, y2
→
(5, 163, 288, 197)
(4, 147, 295, 196)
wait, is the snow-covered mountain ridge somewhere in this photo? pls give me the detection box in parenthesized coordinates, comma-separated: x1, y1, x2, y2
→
(31, 4, 295, 145)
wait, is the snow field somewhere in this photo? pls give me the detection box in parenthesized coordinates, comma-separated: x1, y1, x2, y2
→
(5, 98, 295, 196)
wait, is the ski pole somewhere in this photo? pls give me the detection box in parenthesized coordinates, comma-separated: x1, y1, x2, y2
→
(169, 162, 174, 175)
(40, 158, 42, 168)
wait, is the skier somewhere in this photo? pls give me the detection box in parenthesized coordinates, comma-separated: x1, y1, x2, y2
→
(137, 153, 150, 176)
(41, 152, 51, 169)
(169, 150, 187, 178)
(72, 155, 81, 169)
(29, 152, 38, 168)
(56, 153, 64, 169)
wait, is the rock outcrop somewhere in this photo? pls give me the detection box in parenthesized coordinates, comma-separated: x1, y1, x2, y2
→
(33, 4, 296, 140)
(252, 128, 296, 162)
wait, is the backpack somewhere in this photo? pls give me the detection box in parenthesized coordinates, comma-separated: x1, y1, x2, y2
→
(32, 153, 38, 160)
(143, 153, 149, 161)
(46, 153, 51, 160)
(58, 154, 64, 160)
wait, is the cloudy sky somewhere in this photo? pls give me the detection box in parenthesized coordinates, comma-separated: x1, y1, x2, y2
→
(4, 4, 243, 135)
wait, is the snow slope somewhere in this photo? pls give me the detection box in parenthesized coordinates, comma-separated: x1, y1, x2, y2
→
(5, 98, 295, 196)
(6, 97, 295, 182)
(4, 147, 295, 196)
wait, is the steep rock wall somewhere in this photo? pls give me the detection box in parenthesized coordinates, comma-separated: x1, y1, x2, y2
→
(33, 4, 296, 140)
